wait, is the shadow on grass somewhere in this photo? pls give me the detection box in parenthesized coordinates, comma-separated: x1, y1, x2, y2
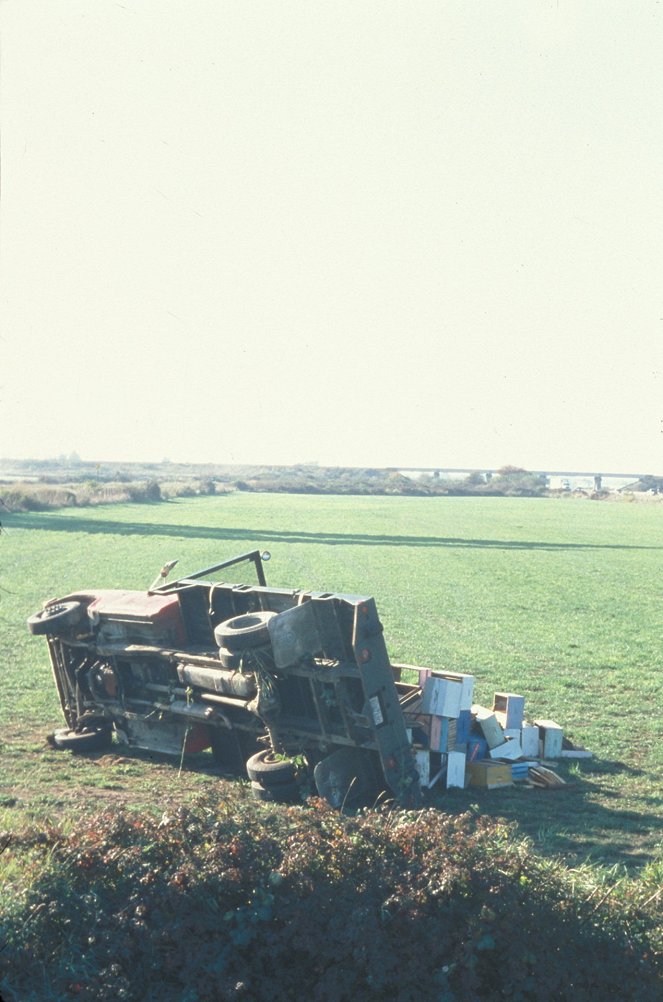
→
(7, 511, 663, 552)
(437, 780, 663, 869)
(41, 739, 663, 871)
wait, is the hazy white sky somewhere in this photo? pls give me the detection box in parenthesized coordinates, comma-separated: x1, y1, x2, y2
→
(2, 0, 662, 472)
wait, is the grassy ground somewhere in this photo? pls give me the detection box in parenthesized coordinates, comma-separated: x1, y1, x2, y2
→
(1, 493, 662, 870)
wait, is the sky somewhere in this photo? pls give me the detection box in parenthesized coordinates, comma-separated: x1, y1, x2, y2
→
(1, 0, 662, 474)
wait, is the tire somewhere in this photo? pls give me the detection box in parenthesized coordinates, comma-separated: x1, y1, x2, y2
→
(249, 779, 300, 803)
(28, 601, 83, 636)
(51, 725, 112, 753)
(214, 611, 276, 652)
(246, 749, 297, 786)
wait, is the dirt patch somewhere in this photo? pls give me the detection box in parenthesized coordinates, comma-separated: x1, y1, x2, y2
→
(0, 723, 230, 824)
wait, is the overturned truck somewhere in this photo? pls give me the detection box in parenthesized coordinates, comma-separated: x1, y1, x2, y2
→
(28, 551, 423, 808)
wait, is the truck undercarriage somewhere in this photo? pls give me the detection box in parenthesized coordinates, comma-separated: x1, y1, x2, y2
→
(29, 551, 422, 808)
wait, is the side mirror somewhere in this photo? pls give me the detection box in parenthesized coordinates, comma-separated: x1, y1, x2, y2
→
(149, 559, 179, 591)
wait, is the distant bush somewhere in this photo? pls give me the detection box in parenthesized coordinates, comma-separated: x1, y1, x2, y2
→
(197, 478, 216, 495)
(0, 486, 77, 512)
(159, 480, 197, 500)
(0, 477, 225, 512)
(145, 480, 162, 502)
(1, 797, 660, 1001)
(496, 465, 527, 476)
(159, 479, 217, 499)
(75, 484, 133, 506)
(125, 480, 162, 503)
(0, 463, 598, 509)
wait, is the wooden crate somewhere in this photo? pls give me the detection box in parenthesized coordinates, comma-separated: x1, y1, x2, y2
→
(467, 736, 489, 761)
(429, 715, 449, 752)
(489, 736, 523, 760)
(493, 692, 525, 730)
(534, 719, 563, 759)
(473, 706, 505, 749)
(520, 725, 540, 758)
(422, 677, 462, 718)
(446, 749, 467, 789)
(436, 671, 474, 711)
(414, 749, 430, 787)
(467, 761, 513, 789)
(455, 709, 472, 744)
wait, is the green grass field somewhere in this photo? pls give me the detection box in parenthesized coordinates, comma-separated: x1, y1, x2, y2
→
(2, 493, 662, 870)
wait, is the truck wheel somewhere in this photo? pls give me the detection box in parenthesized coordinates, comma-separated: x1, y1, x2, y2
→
(51, 725, 112, 753)
(246, 749, 297, 786)
(214, 611, 276, 652)
(249, 779, 300, 803)
(28, 601, 83, 636)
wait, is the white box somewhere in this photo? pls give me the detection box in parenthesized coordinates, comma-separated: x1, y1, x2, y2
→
(534, 719, 563, 759)
(493, 692, 525, 729)
(473, 706, 505, 749)
(446, 750, 467, 788)
(489, 737, 523, 760)
(421, 677, 462, 718)
(437, 671, 474, 711)
(415, 749, 430, 787)
(521, 725, 540, 758)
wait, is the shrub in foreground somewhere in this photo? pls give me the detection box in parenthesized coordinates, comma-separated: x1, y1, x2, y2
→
(0, 797, 660, 1001)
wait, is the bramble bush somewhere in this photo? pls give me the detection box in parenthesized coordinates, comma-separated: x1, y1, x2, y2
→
(1, 794, 661, 1001)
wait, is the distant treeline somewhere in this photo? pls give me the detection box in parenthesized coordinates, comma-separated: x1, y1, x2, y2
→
(0, 459, 603, 512)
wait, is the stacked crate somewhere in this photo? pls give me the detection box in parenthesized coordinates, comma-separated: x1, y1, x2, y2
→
(406, 676, 585, 792)
(410, 669, 474, 789)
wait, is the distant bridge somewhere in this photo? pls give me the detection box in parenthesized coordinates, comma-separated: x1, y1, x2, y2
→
(390, 468, 649, 479)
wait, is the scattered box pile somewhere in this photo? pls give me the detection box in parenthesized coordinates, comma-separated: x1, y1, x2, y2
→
(404, 670, 590, 792)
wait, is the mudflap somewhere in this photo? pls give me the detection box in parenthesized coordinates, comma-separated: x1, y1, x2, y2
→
(210, 726, 259, 775)
(314, 748, 382, 809)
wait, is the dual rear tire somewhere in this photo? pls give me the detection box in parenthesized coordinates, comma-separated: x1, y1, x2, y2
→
(246, 749, 300, 803)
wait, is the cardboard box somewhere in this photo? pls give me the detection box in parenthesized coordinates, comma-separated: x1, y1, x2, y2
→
(467, 761, 513, 789)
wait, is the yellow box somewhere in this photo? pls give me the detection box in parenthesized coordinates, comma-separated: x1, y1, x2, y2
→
(466, 761, 513, 789)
